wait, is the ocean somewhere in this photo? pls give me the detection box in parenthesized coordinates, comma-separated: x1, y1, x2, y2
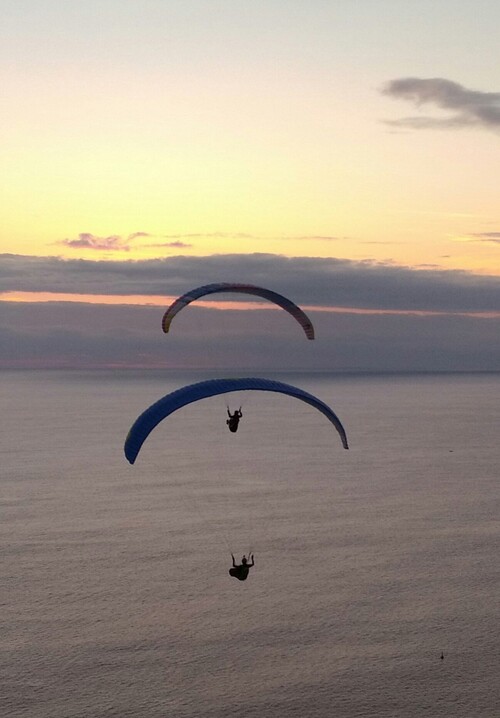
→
(1, 370, 499, 717)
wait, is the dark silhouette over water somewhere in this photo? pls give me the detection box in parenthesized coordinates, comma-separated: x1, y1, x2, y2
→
(229, 554, 254, 581)
(226, 407, 242, 433)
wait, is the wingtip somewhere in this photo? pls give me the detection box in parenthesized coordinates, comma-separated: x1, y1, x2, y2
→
(124, 446, 137, 464)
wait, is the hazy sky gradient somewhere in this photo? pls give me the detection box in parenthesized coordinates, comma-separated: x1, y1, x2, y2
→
(1, 1, 499, 369)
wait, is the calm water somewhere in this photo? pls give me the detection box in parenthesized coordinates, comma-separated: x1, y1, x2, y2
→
(1, 370, 499, 717)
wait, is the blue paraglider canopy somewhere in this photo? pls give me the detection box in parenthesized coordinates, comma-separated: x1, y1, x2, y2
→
(124, 377, 348, 464)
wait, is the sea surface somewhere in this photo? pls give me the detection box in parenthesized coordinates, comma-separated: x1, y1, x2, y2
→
(1, 370, 499, 718)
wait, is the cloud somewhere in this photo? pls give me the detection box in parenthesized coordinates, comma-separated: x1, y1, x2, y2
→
(57, 231, 188, 252)
(59, 231, 155, 251)
(1, 252, 500, 314)
(60, 233, 130, 251)
(144, 241, 193, 249)
(381, 77, 500, 131)
(127, 232, 152, 240)
(160, 232, 343, 242)
(469, 232, 500, 244)
(161, 232, 254, 240)
(58, 232, 346, 251)
(293, 236, 342, 242)
(1, 299, 499, 371)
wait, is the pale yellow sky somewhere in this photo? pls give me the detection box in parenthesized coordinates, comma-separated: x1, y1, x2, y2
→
(2, 1, 500, 278)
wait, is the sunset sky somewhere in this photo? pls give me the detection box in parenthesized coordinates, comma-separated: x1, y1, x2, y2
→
(2, 0, 500, 369)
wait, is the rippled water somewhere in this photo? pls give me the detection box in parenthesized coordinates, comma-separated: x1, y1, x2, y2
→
(1, 370, 499, 717)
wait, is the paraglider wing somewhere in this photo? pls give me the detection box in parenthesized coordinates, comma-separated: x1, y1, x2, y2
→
(124, 377, 348, 464)
(162, 283, 315, 339)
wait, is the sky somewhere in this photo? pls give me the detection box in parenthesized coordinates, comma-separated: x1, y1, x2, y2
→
(1, 0, 500, 370)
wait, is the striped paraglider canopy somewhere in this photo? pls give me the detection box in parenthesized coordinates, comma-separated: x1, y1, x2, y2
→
(162, 283, 315, 339)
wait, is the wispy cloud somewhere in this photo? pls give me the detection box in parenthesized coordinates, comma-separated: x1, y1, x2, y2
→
(159, 232, 343, 242)
(469, 232, 500, 244)
(293, 236, 343, 242)
(58, 231, 345, 251)
(127, 232, 152, 240)
(161, 232, 255, 240)
(381, 77, 500, 131)
(58, 231, 191, 252)
(2, 252, 500, 314)
(60, 233, 131, 251)
(144, 241, 193, 249)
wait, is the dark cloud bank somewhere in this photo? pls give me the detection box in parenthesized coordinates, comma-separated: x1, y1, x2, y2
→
(1, 300, 498, 372)
(1, 253, 499, 371)
(2, 252, 500, 313)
